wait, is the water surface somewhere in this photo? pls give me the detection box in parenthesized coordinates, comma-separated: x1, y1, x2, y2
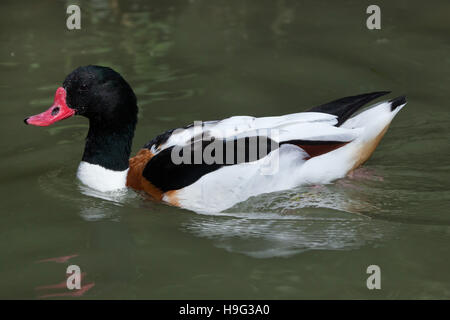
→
(1, 0, 449, 299)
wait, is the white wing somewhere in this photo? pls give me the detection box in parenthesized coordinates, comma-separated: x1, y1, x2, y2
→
(151, 112, 361, 155)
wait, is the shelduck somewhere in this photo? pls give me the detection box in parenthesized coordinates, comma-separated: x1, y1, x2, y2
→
(25, 65, 406, 212)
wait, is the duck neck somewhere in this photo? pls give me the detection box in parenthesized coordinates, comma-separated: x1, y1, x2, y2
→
(81, 119, 136, 171)
(77, 118, 136, 192)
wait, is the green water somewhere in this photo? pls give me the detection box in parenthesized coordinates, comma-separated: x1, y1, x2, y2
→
(1, 0, 449, 299)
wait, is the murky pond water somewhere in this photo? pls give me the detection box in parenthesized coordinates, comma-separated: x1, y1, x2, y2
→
(1, 0, 449, 299)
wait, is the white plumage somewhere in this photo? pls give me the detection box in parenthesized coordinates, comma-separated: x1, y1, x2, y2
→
(77, 161, 128, 192)
(161, 100, 405, 213)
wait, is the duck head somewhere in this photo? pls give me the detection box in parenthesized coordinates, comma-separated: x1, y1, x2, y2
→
(25, 65, 139, 172)
(24, 65, 138, 128)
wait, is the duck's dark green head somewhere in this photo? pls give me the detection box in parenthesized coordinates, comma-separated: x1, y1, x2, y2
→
(25, 65, 138, 128)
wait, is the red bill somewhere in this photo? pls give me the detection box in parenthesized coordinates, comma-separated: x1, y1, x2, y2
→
(24, 87, 75, 126)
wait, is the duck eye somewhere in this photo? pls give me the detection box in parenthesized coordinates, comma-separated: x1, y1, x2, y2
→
(79, 84, 88, 91)
(51, 107, 60, 116)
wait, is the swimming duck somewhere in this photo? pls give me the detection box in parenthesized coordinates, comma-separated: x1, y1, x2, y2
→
(25, 65, 406, 212)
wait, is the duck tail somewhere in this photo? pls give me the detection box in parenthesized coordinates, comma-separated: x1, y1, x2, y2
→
(388, 95, 407, 111)
(307, 91, 391, 126)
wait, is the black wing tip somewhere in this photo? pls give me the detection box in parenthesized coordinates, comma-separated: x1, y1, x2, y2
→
(325, 91, 391, 126)
(389, 95, 407, 111)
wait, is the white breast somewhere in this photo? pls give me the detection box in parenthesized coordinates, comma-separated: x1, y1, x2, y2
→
(76, 161, 128, 192)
